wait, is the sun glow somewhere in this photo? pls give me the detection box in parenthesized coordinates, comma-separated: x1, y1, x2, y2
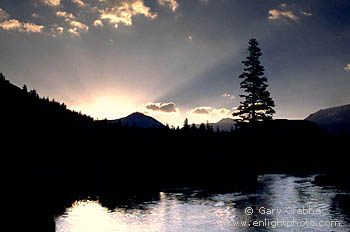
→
(69, 95, 140, 120)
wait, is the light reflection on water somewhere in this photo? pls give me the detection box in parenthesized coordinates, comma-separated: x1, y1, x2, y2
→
(56, 175, 350, 232)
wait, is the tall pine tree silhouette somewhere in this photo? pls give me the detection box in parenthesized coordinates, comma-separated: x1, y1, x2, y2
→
(233, 39, 275, 125)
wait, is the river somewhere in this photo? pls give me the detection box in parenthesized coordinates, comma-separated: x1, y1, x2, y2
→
(56, 174, 350, 231)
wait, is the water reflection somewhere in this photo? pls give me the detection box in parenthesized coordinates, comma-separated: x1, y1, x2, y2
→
(56, 175, 350, 232)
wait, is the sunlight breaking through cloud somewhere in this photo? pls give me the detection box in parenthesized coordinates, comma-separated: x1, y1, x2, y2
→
(55, 10, 88, 36)
(93, 19, 103, 27)
(23, 22, 44, 33)
(43, 0, 61, 7)
(1, 0, 349, 123)
(0, 19, 44, 33)
(99, 0, 157, 28)
(0, 19, 22, 30)
(69, 20, 89, 31)
(56, 11, 76, 21)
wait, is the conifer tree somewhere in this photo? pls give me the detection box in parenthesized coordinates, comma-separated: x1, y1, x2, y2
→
(233, 39, 275, 125)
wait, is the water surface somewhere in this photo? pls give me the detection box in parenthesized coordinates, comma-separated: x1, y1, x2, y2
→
(56, 174, 350, 232)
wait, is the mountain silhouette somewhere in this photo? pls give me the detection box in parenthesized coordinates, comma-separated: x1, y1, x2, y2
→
(210, 118, 236, 131)
(195, 118, 236, 131)
(109, 112, 165, 128)
(305, 104, 350, 134)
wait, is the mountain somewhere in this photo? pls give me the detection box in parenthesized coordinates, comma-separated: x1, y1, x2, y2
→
(210, 118, 236, 131)
(305, 104, 350, 134)
(109, 112, 165, 129)
(195, 118, 236, 131)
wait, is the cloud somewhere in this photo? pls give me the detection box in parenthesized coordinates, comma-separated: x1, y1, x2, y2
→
(187, 106, 235, 125)
(189, 106, 234, 118)
(210, 108, 232, 117)
(72, 0, 86, 7)
(222, 93, 236, 99)
(56, 11, 76, 21)
(0, 19, 44, 33)
(50, 25, 64, 37)
(68, 27, 80, 36)
(144, 102, 179, 113)
(0, 19, 22, 30)
(99, 0, 157, 28)
(69, 20, 89, 30)
(300, 10, 312, 16)
(191, 107, 211, 114)
(55, 11, 88, 35)
(344, 64, 350, 72)
(43, 0, 61, 7)
(23, 22, 44, 33)
(67, 23, 88, 36)
(57, 26, 64, 33)
(269, 4, 310, 22)
(0, 8, 9, 20)
(268, 9, 298, 22)
(93, 19, 103, 27)
(158, 0, 179, 12)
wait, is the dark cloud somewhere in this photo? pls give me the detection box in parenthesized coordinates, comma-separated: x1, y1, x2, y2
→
(192, 107, 210, 114)
(145, 102, 178, 113)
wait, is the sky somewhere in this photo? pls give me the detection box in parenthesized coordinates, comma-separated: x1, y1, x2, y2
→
(0, 0, 349, 127)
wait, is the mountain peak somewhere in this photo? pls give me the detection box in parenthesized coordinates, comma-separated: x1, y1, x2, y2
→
(128, 112, 146, 117)
(217, 118, 235, 123)
(109, 112, 164, 128)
